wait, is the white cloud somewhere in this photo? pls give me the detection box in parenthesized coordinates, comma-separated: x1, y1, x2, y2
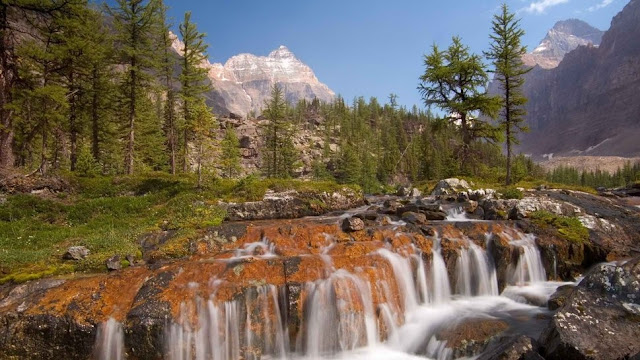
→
(522, 0, 571, 14)
(588, 0, 615, 11)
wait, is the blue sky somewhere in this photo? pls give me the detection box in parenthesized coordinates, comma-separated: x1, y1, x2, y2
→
(163, 0, 628, 109)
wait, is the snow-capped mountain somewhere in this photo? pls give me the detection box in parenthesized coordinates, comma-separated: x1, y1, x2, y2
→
(171, 33, 334, 117)
(522, 19, 604, 69)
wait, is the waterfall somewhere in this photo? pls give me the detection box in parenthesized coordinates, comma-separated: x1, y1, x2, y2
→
(445, 206, 470, 221)
(377, 249, 421, 312)
(456, 242, 499, 297)
(301, 269, 378, 357)
(429, 235, 452, 304)
(509, 233, 547, 285)
(166, 285, 287, 360)
(94, 318, 125, 360)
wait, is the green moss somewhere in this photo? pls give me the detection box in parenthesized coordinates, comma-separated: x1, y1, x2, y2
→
(0, 264, 75, 284)
(499, 187, 523, 200)
(530, 211, 589, 244)
(0, 173, 359, 283)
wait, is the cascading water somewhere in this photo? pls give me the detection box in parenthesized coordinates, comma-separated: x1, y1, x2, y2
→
(455, 242, 499, 297)
(509, 233, 547, 285)
(94, 318, 125, 360)
(300, 269, 378, 357)
(94, 205, 569, 360)
(429, 234, 452, 304)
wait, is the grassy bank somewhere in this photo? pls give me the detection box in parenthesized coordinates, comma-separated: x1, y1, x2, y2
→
(0, 172, 359, 284)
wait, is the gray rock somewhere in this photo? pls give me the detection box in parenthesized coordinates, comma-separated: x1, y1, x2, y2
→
(548, 285, 575, 310)
(63, 246, 90, 261)
(477, 335, 543, 360)
(341, 217, 365, 232)
(424, 210, 448, 221)
(401, 212, 427, 225)
(105, 255, 122, 271)
(539, 257, 640, 360)
(432, 178, 471, 196)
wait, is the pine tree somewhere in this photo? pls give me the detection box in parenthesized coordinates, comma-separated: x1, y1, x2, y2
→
(108, 0, 160, 174)
(178, 11, 210, 173)
(192, 99, 215, 188)
(220, 127, 241, 178)
(156, 1, 178, 174)
(418, 36, 501, 173)
(262, 84, 297, 178)
(485, 4, 531, 185)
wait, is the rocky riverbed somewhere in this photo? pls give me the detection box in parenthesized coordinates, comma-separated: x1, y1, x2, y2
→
(1, 179, 639, 359)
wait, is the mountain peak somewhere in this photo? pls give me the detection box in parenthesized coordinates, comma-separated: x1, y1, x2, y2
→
(268, 45, 296, 59)
(523, 19, 604, 69)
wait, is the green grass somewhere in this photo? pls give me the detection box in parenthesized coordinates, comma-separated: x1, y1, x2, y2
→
(529, 210, 590, 244)
(0, 173, 360, 283)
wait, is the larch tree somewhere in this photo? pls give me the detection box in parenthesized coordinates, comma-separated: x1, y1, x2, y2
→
(108, 0, 159, 175)
(418, 36, 501, 173)
(178, 11, 210, 173)
(220, 126, 241, 178)
(262, 84, 297, 178)
(485, 4, 531, 185)
(156, 1, 178, 174)
(191, 98, 215, 188)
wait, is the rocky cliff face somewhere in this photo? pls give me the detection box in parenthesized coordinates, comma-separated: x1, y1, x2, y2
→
(171, 34, 334, 117)
(519, 0, 640, 158)
(522, 19, 603, 69)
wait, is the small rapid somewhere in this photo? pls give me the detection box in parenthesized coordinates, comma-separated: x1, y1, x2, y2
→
(92, 203, 570, 360)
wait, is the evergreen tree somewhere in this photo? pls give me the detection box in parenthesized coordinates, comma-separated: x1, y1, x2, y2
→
(418, 36, 501, 173)
(192, 99, 215, 188)
(178, 11, 210, 172)
(485, 4, 531, 185)
(108, 0, 160, 174)
(262, 84, 297, 178)
(156, 1, 178, 174)
(220, 127, 241, 178)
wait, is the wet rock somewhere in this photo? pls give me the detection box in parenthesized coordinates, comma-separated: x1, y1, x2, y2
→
(63, 246, 89, 261)
(353, 212, 378, 221)
(432, 178, 471, 196)
(477, 335, 543, 360)
(540, 257, 640, 360)
(106, 255, 122, 271)
(401, 212, 427, 225)
(437, 318, 509, 358)
(548, 285, 575, 310)
(424, 210, 447, 221)
(341, 217, 365, 232)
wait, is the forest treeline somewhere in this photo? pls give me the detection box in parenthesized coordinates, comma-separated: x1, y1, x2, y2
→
(0, 1, 636, 192)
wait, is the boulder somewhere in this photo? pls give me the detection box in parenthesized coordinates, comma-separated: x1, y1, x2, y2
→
(410, 188, 423, 197)
(341, 217, 365, 232)
(539, 257, 640, 360)
(424, 210, 448, 221)
(547, 285, 575, 310)
(353, 212, 378, 221)
(437, 318, 509, 358)
(106, 255, 122, 271)
(401, 212, 427, 225)
(63, 246, 90, 261)
(432, 178, 471, 196)
(477, 335, 544, 360)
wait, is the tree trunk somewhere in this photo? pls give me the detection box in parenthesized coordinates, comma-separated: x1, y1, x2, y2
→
(167, 91, 176, 175)
(182, 105, 188, 173)
(0, 4, 15, 169)
(69, 71, 78, 171)
(505, 77, 512, 186)
(197, 140, 202, 189)
(126, 67, 136, 175)
(91, 67, 100, 162)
